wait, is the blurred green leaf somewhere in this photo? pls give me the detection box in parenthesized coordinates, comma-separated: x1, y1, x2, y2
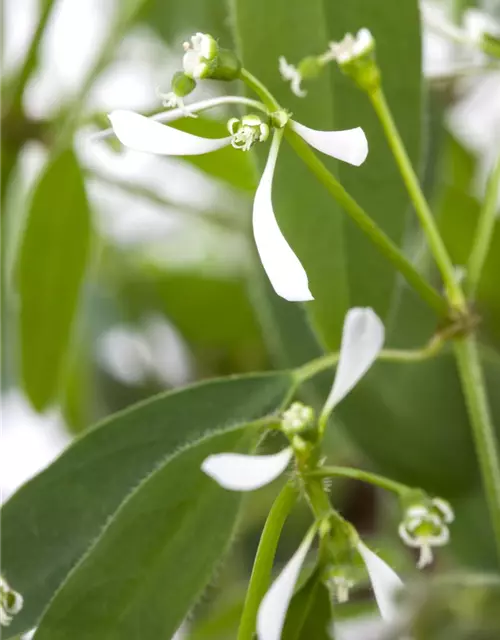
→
(1, 372, 293, 636)
(34, 428, 254, 640)
(282, 568, 333, 640)
(232, 0, 422, 349)
(17, 149, 91, 411)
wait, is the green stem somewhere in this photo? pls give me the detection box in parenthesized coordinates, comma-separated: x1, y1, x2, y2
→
(240, 68, 280, 110)
(369, 87, 466, 310)
(454, 336, 500, 561)
(295, 336, 444, 384)
(467, 154, 500, 298)
(5, 0, 56, 112)
(237, 482, 298, 640)
(308, 466, 410, 495)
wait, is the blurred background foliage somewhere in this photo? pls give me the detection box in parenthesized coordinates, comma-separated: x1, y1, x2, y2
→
(1, 0, 500, 637)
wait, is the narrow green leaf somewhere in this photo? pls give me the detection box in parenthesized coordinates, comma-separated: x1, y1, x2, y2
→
(17, 149, 91, 410)
(231, 0, 422, 348)
(282, 569, 333, 640)
(34, 428, 255, 640)
(1, 372, 293, 636)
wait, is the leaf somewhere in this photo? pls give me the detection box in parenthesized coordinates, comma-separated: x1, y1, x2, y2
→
(17, 149, 91, 410)
(1, 372, 293, 636)
(282, 569, 333, 640)
(33, 428, 254, 640)
(231, 0, 422, 349)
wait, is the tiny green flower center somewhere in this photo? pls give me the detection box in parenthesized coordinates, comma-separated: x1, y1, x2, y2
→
(227, 115, 270, 151)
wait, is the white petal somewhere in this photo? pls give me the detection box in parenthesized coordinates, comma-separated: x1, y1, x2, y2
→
(323, 307, 384, 414)
(357, 542, 404, 622)
(108, 110, 232, 156)
(290, 120, 368, 166)
(257, 528, 316, 640)
(253, 131, 313, 302)
(201, 447, 293, 491)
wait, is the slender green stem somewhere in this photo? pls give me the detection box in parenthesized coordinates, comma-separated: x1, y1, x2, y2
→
(369, 87, 466, 310)
(295, 337, 444, 385)
(454, 336, 500, 561)
(287, 128, 449, 317)
(240, 68, 280, 110)
(308, 466, 410, 495)
(5, 0, 56, 112)
(237, 483, 298, 640)
(467, 154, 500, 298)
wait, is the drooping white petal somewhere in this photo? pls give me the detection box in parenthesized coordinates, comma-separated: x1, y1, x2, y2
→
(201, 447, 293, 491)
(357, 542, 403, 622)
(323, 307, 384, 415)
(290, 121, 368, 166)
(257, 527, 316, 640)
(253, 130, 313, 302)
(108, 110, 232, 156)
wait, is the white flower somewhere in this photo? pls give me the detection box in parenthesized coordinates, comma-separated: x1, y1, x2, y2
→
(201, 447, 293, 491)
(1, 576, 24, 627)
(257, 527, 316, 640)
(201, 306, 379, 492)
(356, 542, 404, 622)
(108, 107, 368, 302)
(227, 114, 270, 151)
(322, 307, 384, 419)
(182, 32, 218, 79)
(279, 56, 306, 97)
(328, 28, 374, 65)
(398, 498, 454, 569)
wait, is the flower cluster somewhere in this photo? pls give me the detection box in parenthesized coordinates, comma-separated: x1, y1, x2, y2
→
(201, 308, 403, 638)
(0, 576, 23, 627)
(107, 32, 368, 302)
(398, 497, 454, 569)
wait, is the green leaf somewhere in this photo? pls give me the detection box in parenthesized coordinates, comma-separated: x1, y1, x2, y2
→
(1, 372, 293, 636)
(231, 0, 422, 348)
(33, 428, 254, 640)
(17, 149, 91, 410)
(282, 569, 333, 640)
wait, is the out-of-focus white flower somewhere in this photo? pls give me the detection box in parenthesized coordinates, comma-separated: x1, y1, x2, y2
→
(0, 576, 24, 627)
(398, 498, 454, 569)
(279, 56, 307, 97)
(327, 28, 374, 65)
(108, 107, 367, 302)
(322, 307, 384, 419)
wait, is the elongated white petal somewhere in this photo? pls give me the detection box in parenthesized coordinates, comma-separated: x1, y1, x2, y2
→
(357, 542, 404, 622)
(108, 110, 232, 156)
(253, 130, 313, 301)
(291, 121, 368, 166)
(201, 447, 293, 491)
(257, 528, 316, 640)
(323, 307, 384, 415)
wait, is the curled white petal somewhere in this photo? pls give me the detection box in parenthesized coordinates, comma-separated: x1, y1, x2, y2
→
(253, 130, 313, 301)
(323, 307, 384, 414)
(257, 528, 316, 640)
(108, 110, 232, 156)
(201, 447, 293, 491)
(357, 542, 403, 622)
(291, 121, 368, 166)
